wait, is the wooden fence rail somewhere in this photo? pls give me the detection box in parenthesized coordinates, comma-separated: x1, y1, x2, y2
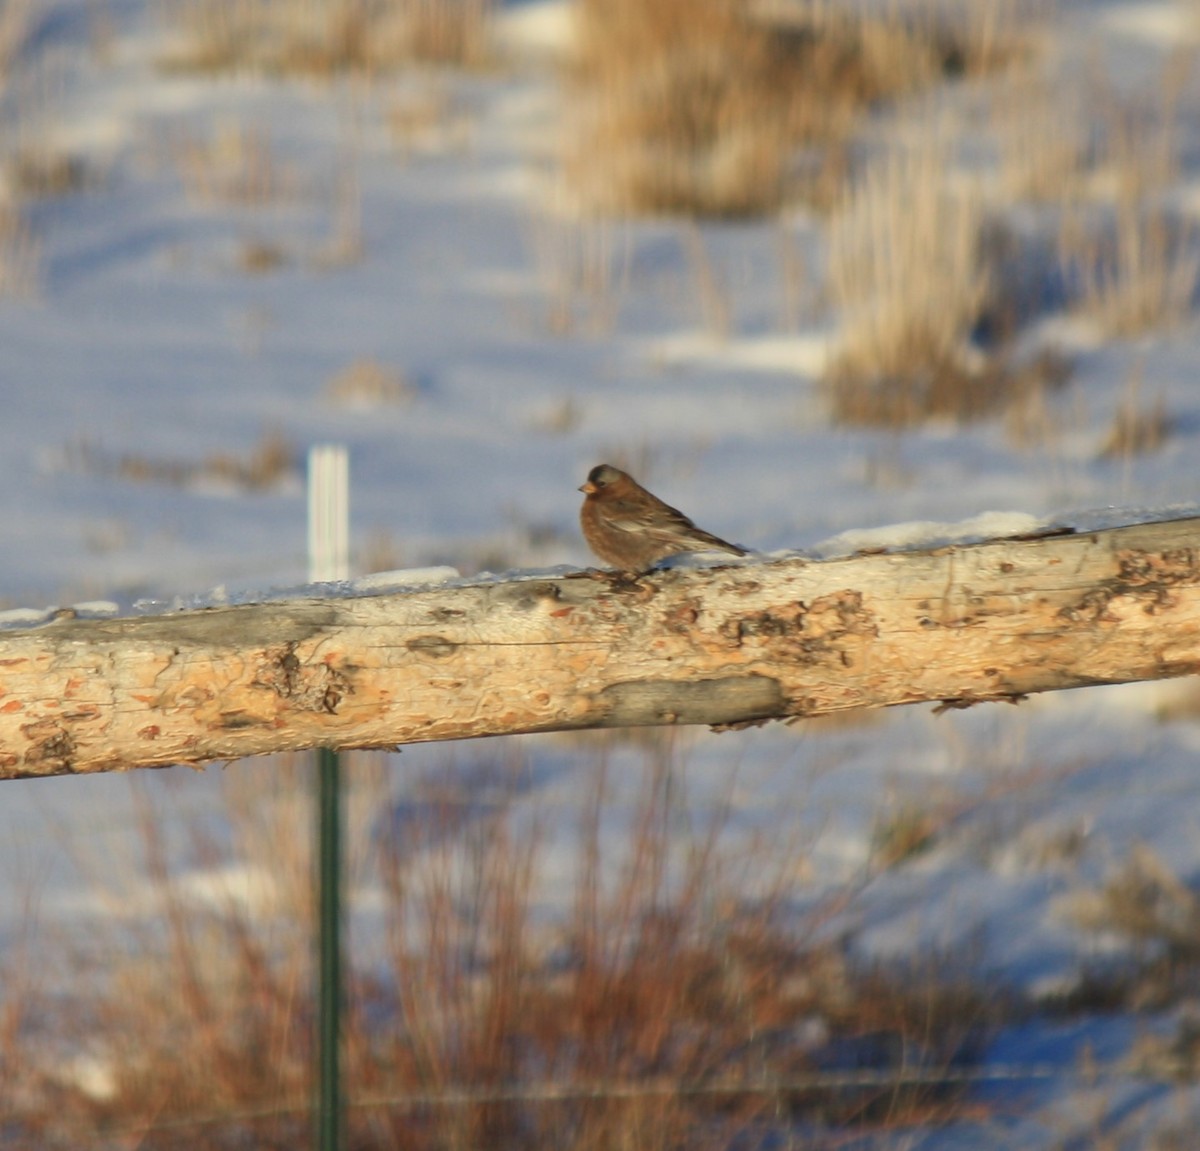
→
(2, 516, 1199, 781)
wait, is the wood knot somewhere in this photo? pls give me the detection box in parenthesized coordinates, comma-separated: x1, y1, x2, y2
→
(254, 644, 353, 713)
(406, 634, 459, 658)
(20, 720, 75, 773)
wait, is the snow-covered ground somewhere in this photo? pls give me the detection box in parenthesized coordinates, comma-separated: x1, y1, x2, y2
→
(5, 0, 1200, 1144)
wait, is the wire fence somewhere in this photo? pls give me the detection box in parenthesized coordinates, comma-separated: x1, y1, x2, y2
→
(18, 1056, 1194, 1143)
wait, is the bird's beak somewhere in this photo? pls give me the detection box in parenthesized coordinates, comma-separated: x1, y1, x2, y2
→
(579, 482, 596, 494)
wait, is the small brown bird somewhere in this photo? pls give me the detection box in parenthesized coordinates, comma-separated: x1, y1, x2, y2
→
(579, 463, 746, 571)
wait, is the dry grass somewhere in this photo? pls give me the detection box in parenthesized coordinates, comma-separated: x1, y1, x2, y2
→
(1061, 200, 1199, 338)
(0, 198, 39, 295)
(1064, 844, 1200, 1013)
(0, 0, 44, 296)
(816, 10, 1194, 424)
(1070, 845, 1200, 963)
(1054, 59, 1199, 336)
(122, 427, 297, 491)
(396, 0, 492, 69)
(5, 148, 91, 198)
(563, 0, 1028, 218)
(70, 426, 299, 492)
(0, 0, 31, 78)
(1098, 367, 1172, 461)
(820, 123, 1081, 428)
(2, 748, 1005, 1148)
(991, 70, 1089, 204)
(524, 206, 630, 336)
(163, 0, 494, 76)
(871, 801, 941, 867)
(175, 120, 294, 206)
(173, 116, 361, 271)
(324, 357, 417, 407)
(822, 136, 998, 424)
(386, 82, 474, 157)
(237, 236, 288, 272)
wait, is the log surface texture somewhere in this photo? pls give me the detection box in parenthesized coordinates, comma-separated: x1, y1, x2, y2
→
(2, 516, 1199, 780)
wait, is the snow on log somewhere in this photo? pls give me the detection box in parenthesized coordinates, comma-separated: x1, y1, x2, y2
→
(2, 516, 1200, 780)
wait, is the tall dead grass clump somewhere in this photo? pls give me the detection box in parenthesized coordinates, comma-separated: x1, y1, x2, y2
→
(11, 762, 320, 1149)
(0, 0, 31, 78)
(6, 748, 1001, 1147)
(823, 136, 999, 425)
(1066, 205, 1199, 337)
(1060, 183, 1199, 339)
(1058, 58, 1199, 335)
(0, 198, 39, 295)
(1098, 362, 1171, 462)
(1065, 844, 1200, 1013)
(563, 0, 1026, 218)
(0, 0, 43, 297)
(164, 0, 494, 76)
(347, 752, 997, 1145)
(991, 71, 1089, 203)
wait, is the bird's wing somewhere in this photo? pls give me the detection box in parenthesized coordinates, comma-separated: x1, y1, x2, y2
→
(604, 495, 692, 535)
(607, 496, 744, 555)
(678, 525, 746, 555)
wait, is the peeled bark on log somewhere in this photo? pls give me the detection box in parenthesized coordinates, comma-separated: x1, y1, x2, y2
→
(2, 516, 1200, 780)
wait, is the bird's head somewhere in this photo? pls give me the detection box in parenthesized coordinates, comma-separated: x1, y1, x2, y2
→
(579, 463, 626, 495)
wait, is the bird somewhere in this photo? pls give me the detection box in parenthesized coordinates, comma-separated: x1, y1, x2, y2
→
(578, 463, 746, 571)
